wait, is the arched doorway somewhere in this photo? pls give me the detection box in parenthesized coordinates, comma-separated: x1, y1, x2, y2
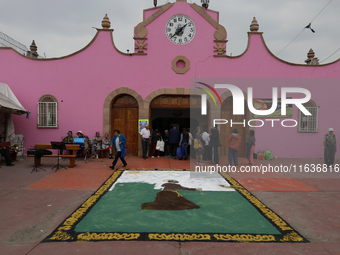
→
(220, 97, 247, 157)
(150, 95, 204, 133)
(111, 94, 139, 155)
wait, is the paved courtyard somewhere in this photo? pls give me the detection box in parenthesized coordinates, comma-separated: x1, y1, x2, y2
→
(0, 155, 339, 255)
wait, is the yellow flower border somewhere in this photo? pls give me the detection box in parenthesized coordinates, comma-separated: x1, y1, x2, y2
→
(43, 169, 308, 243)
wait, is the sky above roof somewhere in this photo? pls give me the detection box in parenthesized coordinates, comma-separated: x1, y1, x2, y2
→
(0, 0, 339, 64)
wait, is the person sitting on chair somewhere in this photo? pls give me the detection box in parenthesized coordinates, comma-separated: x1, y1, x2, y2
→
(91, 131, 102, 159)
(75, 130, 89, 158)
(0, 144, 14, 167)
(102, 133, 110, 149)
(61, 131, 74, 155)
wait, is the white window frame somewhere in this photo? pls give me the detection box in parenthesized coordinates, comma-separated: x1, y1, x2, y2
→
(298, 106, 318, 132)
(37, 101, 58, 128)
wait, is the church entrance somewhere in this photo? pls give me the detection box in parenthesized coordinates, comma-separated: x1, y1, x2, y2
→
(220, 97, 247, 157)
(150, 95, 204, 138)
(111, 94, 139, 155)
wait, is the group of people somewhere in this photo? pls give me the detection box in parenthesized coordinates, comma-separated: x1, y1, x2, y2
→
(140, 124, 223, 165)
(59, 126, 337, 171)
(228, 127, 337, 168)
(140, 124, 258, 166)
(226, 128, 255, 167)
(61, 130, 128, 171)
(140, 124, 194, 160)
(192, 126, 222, 165)
(61, 130, 111, 158)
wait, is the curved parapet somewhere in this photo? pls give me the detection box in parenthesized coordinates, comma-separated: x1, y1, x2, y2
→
(214, 17, 340, 67)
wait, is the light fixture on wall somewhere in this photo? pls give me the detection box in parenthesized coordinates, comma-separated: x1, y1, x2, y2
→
(201, 0, 209, 9)
(154, 0, 157, 7)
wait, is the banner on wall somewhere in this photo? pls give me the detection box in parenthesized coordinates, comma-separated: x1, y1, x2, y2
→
(253, 98, 292, 118)
(139, 119, 149, 133)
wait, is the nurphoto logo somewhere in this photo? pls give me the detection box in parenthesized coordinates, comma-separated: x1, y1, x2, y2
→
(197, 83, 312, 128)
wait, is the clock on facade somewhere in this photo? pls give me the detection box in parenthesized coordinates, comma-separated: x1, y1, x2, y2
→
(165, 14, 196, 45)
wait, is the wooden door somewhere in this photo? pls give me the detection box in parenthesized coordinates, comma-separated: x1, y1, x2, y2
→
(112, 95, 138, 155)
(220, 97, 246, 157)
(150, 95, 193, 109)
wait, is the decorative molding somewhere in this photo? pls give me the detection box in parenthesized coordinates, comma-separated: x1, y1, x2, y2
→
(172, 56, 190, 74)
(102, 14, 111, 29)
(214, 42, 226, 56)
(135, 2, 174, 38)
(249, 17, 259, 32)
(135, 39, 148, 53)
(39, 94, 58, 102)
(247, 31, 263, 35)
(190, 3, 227, 41)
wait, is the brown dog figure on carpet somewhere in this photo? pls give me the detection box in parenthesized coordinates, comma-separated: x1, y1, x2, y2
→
(141, 180, 202, 210)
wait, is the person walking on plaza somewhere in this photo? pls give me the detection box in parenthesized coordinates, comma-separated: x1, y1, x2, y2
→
(109, 129, 127, 170)
(227, 128, 241, 167)
(245, 130, 256, 165)
(201, 128, 210, 162)
(151, 127, 161, 158)
(140, 124, 151, 159)
(210, 126, 220, 164)
(324, 128, 337, 168)
(169, 124, 180, 159)
(179, 128, 189, 160)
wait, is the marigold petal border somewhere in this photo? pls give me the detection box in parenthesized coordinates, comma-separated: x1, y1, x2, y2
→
(43, 169, 308, 243)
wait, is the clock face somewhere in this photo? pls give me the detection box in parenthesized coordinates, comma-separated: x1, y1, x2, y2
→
(165, 14, 196, 45)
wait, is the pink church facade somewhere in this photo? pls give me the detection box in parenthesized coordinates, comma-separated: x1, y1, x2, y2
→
(0, 0, 339, 158)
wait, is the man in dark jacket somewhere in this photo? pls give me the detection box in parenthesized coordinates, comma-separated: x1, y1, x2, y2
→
(0, 145, 14, 167)
(169, 124, 180, 159)
(210, 125, 220, 164)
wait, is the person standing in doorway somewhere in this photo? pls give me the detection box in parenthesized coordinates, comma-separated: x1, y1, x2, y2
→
(169, 124, 180, 159)
(324, 128, 337, 168)
(109, 129, 127, 170)
(227, 128, 241, 167)
(140, 124, 151, 159)
(151, 127, 161, 158)
(179, 128, 189, 160)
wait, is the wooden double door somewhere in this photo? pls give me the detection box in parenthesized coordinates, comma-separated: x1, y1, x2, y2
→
(111, 95, 139, 155)
(220, 97, 246, 157)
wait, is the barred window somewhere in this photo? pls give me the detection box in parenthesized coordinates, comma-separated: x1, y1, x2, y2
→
(298, 101, 318, 133)
(38, 95, 58, 128)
